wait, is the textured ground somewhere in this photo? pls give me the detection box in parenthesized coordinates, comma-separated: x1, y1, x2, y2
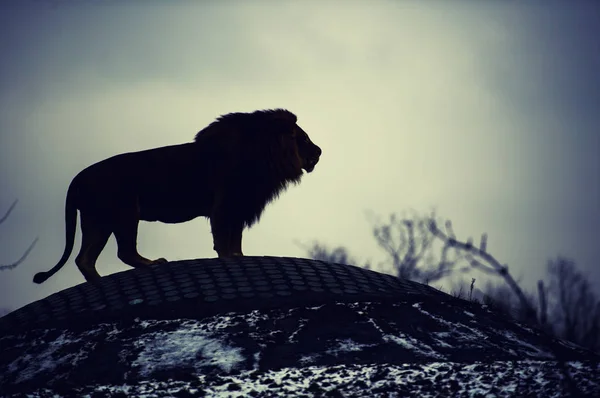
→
(1, 257, 599, 397)
(19, 361, 600, 397)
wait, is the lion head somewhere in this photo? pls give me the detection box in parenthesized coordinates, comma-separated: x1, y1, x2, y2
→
(294, 124, 321, 173)
(195, 108, 321, 182)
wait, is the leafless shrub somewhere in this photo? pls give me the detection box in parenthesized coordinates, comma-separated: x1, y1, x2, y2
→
(295, 241, 369, 268)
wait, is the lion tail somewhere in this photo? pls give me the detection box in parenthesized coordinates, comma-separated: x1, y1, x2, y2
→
(33, 182, 78, 284)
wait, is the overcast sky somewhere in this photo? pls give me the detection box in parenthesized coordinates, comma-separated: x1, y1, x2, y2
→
(1, 1, 599, 312)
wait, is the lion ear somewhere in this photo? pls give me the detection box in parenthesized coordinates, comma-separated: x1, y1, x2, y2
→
(267, 110, 297, 136)
(271, 109, 297, 125)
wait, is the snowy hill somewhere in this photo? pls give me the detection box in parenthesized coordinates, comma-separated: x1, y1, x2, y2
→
(1, 257, 598, 397)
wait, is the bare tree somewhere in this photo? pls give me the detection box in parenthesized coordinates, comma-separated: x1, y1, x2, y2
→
(369, 211, 469, 283)
(547, 257, 600, 352)
(1, 199, 38, 271)
(427, 217, 539, 323)
(478, 256, 600, 353)
(301, 210, 469, 283)
(427, 217, 600, 351)
(302, 209, 598, 360)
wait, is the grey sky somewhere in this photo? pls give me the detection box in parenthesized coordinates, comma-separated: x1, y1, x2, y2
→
(1, 1, 599, 311)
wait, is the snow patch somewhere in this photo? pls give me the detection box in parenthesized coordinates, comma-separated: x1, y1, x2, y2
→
(8, 331, 92, 383)
(132, 325, 244, 376)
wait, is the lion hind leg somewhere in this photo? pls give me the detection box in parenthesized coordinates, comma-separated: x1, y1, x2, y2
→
(113, 210, 167, 268)
(75, 213, 112, 283)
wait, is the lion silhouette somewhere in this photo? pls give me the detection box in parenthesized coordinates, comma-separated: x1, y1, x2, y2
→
(33, 109, 321, 284)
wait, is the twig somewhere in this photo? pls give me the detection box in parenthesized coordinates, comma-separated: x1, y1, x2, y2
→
(0, 237, 39, 271)
(0, 199, 18, 225)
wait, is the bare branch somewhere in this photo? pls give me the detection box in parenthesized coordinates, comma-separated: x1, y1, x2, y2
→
(1, 199, 39, 271)
(1, 236, 39, 271)
(480, 233, 488, 253)
(0, 199, 18, 225)
(428, 219, 537, 322)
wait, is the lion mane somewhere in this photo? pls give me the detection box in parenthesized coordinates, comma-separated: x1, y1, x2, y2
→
(33, 109, 321, 284)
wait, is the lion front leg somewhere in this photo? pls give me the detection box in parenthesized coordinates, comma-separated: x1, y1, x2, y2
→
(210, 214, 244, 257)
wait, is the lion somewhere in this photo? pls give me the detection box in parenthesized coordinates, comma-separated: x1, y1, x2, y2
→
(33, 109, 321, 284)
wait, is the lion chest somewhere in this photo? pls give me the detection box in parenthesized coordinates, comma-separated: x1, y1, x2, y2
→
(136, 185, 214, 224)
